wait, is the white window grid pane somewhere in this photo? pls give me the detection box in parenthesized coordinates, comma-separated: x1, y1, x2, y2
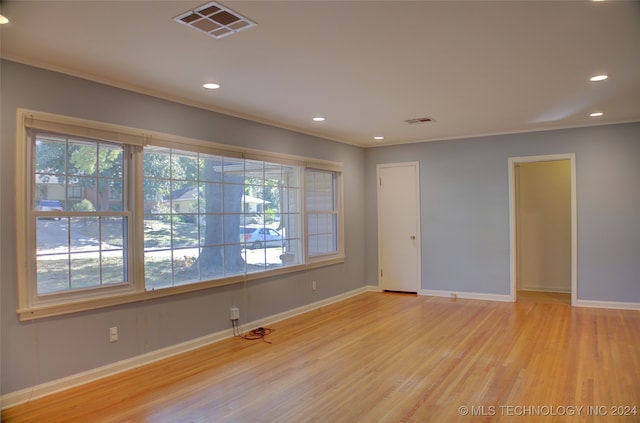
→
(33, 133, 128, 296)
(306, 168, 339, 257)
(143, 147, 302, 289)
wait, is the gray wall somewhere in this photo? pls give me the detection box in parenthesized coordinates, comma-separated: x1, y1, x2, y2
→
(0, 60, 366, 394)
(2, 58, 639, 397)
(365, 123, 640, 301)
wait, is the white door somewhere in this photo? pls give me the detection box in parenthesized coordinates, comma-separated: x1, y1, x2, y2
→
(377, 162, 421, 293)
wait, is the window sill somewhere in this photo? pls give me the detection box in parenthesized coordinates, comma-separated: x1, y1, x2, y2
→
(17, 257, 345, 321)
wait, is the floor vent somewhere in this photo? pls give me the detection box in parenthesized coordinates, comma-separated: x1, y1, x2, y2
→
(174, 1, 256, 40)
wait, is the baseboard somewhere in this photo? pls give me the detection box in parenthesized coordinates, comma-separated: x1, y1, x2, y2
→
(1, 326, 235, 410)
(420, 288, 512, 302)
(575, 299, 640, 311)
(1, 285, 376, 410)
(238, 285, 378, 331)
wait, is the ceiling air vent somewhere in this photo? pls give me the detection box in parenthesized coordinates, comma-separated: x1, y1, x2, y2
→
(405, 116, 437, 124)
(174, 1, 256, 40)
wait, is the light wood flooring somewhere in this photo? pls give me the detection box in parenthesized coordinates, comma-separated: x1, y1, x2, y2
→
(3, 292, 640, 422)
(517, 290, 571, 305)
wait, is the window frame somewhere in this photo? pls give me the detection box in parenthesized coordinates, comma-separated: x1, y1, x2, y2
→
(15, 109, 344, 320)
(30, 133, 137, 304)
(305, 167, 344, 263)
(141, 145, 305, 288)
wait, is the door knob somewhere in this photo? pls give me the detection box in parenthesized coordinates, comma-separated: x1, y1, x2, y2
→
(410, 235, 416, 240)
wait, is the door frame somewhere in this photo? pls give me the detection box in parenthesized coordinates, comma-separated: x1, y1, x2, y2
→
(377, 161, 421, 293)
(508, 153, 577, 305)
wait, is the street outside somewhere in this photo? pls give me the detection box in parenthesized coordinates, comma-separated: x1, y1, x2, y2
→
(36, 218, 286, 266)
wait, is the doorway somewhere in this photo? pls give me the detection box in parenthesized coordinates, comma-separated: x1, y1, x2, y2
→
(377, 162, 421, 293)
(509, 154, 577, 305)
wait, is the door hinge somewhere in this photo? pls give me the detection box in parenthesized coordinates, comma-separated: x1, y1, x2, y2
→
(379, 177, 382, 186)
(380, 268, 383, 277)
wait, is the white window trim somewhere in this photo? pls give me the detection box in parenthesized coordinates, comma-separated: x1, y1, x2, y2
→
(304, 168, 345, 264)
(15, 109, 344, 321)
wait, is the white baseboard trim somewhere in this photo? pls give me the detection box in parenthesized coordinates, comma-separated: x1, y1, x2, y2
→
(238, 285, 377, 331)
(575, 299, 640, 311)
(420, 289, 513, 302)
(1, 327, 235, 410)
(1, 285, 376, 410)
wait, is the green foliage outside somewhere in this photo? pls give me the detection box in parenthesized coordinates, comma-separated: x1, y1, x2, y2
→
(71, 198, 96, 212)
(35, 136, 289, 293)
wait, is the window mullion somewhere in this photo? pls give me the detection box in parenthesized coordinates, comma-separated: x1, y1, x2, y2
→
(131, 145, 146, 293)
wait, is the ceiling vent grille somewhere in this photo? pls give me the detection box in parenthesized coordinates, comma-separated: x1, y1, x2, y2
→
(405, 116, 437, 124)
(174, 1, 256, 40)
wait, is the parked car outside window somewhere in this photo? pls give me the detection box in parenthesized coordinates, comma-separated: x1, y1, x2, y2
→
(36, 199, 64, 212)
(240, 226, 283, 249)
(36, 200, 64, 219)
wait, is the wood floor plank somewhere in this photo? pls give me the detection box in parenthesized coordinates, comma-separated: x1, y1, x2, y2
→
(3, 292, 639, 422)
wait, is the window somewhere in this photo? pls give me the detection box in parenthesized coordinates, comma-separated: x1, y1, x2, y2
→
(16, 109, 343, 320)
(306, 168, 341, 259)
(142, 146, 302, 290)
(33, 134, 129, 296)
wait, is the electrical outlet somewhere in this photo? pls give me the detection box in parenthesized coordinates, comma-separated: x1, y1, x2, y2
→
(312, 280, 317, 291)
(230, 307, 240, 321)
(109, 326, 118, 343)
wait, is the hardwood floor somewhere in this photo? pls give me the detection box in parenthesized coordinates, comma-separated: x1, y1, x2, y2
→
(3, 292, 640, 422)
(517, 290, 571, 305)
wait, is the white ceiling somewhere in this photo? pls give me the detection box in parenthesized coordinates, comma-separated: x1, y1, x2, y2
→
(2, 0, 639, 147)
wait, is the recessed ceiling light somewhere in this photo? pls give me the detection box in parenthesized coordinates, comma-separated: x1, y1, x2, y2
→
(590, 112, 604, 117)
(203, 82, 221, 90)
(590, 74, 608, 82)
(374, 136, 384, 140)
(312, 116, 325, 122)
(0, 14, 9, 24)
